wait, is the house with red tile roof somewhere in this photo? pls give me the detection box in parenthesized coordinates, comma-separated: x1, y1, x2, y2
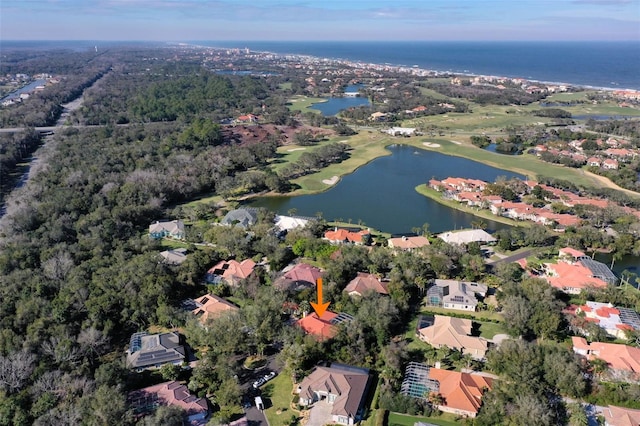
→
(559, 247, 586, 260)
(274, 263, 323, 292)
(206, 259, 256, 286)
(344, 272, 389, 297)
(602, 405, 640, 426)
(418, 315, 490, 360)
(296, 363, 371, 425)
(297, 311, 339, 341)
(128, 381, 210, 424)
(572, 337, 640, 380)
(603, 159, 619, 170)
(587, 157, 602, 167)
(543, 261, 608, 294)
(427, 368, 493, 418)
(191, 294, 239, 324)
(324, 228, 371, 245)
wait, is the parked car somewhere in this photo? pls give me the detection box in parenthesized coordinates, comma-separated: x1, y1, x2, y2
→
(252, 378, 266, 389)
(263, 371, 277, 382)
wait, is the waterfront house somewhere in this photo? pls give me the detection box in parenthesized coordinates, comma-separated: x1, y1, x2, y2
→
(575, 301, 637, 339)
(324, 228, 371, 245)
(572, 337, 640, 380)
(221, 208, 258, 228)
(388, 235, 430, 251)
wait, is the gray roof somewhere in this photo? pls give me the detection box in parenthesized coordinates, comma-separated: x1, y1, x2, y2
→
(126, 332, 185, 369)
(578, 257, 618, 285)
(222, 208, 258, 228)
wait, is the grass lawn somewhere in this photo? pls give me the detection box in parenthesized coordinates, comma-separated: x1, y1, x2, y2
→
(476, 320, 508, 340)
(262, 373, 300, 426)
(388, 411, 463, 426)
(286, 95, 327, 113)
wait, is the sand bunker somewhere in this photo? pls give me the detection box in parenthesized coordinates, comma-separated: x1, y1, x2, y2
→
(322, 176, 339, 185)
(422, 142, 441, 148)
(287, 147, 306, 152)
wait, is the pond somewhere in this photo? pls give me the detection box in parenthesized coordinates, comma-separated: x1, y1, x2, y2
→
(484, 144, 521, 155)
(310, 97, 370, 116)
(247, 145, 524, 235)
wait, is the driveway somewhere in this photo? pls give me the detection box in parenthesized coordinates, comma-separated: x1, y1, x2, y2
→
(306, 400, 333, 426)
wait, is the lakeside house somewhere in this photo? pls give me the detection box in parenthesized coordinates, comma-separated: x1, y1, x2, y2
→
(324, 228, 371, 245)
(574, 301, 639, 339)
(388, 235, 430, 251)
(541, 248, 617, 294)
(437, 229, 496, 245)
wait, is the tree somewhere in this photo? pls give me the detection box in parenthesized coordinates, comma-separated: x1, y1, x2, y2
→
(501, 296, 532, 337)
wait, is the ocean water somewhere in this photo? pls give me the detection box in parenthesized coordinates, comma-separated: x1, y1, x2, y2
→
(198, 41, 640, 90)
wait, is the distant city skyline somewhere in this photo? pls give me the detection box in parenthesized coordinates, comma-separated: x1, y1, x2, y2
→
(2, 0, 639, 42)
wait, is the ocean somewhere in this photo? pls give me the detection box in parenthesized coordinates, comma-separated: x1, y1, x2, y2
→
(3, 40, 639, 90)
(196, 40, 640, 91)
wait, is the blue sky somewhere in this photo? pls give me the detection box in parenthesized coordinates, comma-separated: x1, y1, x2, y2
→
(2, 0, 639, 41)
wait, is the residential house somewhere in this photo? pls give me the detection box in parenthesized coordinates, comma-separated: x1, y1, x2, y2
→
(386, 127, 417, 136)
(369, 112, 387, 121)
(206, 259, 256, 286)
(128, 381, 210, 425)
(426, 368, 493, 418)
(297, 311, 339, 341)
(575, 301, 637, 339)
(587, 157, 602, 167)
(572, 337, 640, 380)
(221, 208, 258, 228)
(603, 159, 619, 170)
(191, 294, 239, 324)
(159, 248, 188, 265)
(542, 251, 614, 294)
(274, 263, 323, 292)
(437, 229, 496, 245)
(149, 220, 186, 240)
(297, 363, 371, 425)
(235, 114, 259, 124)
(602, 405, 640, 426)
(418, 315, 490, 360)
(425, 280, 488, 312)
(126, 332, 185, 371)
(274, 215, 311, 233)
(324, 228, 371, 245)
(344, 272, 389, 297)
(388, 235, 430, 251)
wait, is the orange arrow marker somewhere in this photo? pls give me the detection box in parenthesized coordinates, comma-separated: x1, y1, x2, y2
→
(311, 277, 330, 318)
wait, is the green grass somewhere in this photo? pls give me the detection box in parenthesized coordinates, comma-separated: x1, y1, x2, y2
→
(388, 411, 464, 426)
(286, 95, 327, 113)
(262, 373, 300, 426)
(476, 321, 508, 339)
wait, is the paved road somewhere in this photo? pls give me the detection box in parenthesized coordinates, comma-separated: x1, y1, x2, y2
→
(486, 249, 535, 268)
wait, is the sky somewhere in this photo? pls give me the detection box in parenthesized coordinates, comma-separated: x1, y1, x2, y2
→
(2, 0, 639, 41)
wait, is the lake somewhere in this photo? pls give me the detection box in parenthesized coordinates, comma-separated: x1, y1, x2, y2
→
(310, 97, 370, 116)
(247, 145, 523, 234)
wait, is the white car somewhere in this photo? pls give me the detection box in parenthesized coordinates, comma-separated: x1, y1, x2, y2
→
(264, 371, 277, 382)
(252, 378, 266, 388)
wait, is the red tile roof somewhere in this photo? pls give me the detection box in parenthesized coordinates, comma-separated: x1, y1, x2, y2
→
(427, 369, 493, 416)
(297, 311, 339, 341)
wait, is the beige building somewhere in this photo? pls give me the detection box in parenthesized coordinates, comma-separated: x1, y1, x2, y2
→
(418, 315, 489, 360)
